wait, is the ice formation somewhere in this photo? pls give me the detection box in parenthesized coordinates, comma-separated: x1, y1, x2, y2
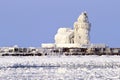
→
(54, 11, 91, 45)
(55, 28, 74, 44)
(74, 11, 91, 44)
(0, 56, 120, 80)
(42, 11, 107, 48)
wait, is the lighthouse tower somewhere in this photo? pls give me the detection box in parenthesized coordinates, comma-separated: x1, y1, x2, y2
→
(74, 12, 91, 45)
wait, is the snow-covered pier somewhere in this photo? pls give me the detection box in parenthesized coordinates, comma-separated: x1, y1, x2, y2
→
(0, 47, 120, 56)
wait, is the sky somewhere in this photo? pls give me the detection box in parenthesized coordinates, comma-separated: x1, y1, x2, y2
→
(0, 0, 120, 47)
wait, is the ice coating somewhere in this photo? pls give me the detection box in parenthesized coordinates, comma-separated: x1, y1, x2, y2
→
(74, 12, 91, 44)
(54, 12, 91, 45)
(54, 28, 74, 44)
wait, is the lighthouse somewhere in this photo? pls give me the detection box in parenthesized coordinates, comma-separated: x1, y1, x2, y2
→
(42, 11, 107, 48)
(74, 12, 91, 45)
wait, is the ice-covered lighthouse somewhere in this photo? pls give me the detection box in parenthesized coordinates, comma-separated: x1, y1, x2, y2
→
(74, 12, 91, 44)
(54, 11, 91, 45)
(42, 11, 106, 48)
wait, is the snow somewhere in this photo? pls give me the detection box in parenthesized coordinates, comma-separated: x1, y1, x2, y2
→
(0, 56, 120, 80)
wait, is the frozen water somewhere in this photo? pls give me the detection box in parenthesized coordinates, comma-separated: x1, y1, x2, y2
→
(0, 56, 120, 80)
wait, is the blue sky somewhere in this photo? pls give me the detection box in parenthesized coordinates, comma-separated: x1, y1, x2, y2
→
(0, 0, 120, 47)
